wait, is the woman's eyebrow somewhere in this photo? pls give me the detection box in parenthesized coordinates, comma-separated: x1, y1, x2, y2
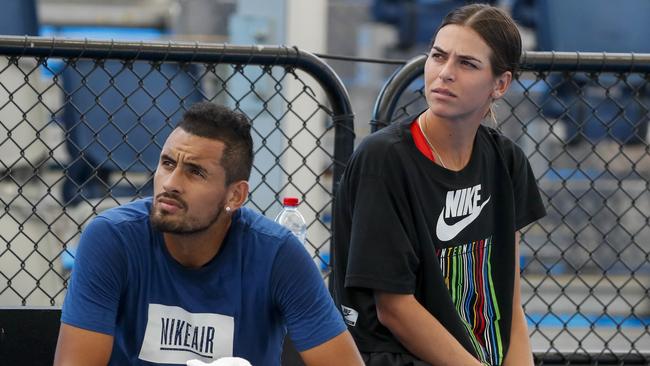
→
(433, 46, 483, 64)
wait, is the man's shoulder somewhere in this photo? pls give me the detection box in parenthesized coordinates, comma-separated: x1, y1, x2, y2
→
(235, 206, 290, 244)
(80, 198, 154, 252)
(96, 197, 152, 226)
(231, 207, 302, 270)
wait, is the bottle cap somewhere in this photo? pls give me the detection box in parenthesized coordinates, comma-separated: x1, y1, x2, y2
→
(282, 197, 299, 207)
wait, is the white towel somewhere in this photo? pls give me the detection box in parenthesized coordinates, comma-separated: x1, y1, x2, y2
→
(186, 357, 252, 366)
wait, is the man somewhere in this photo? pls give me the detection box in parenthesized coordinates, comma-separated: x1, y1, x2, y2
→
(54, 102, 363, 366)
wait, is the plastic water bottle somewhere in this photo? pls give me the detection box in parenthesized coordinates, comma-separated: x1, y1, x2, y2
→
(275, 197, 307, 245)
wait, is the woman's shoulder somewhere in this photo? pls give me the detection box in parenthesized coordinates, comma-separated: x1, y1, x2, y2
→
(347, 120, 413, 175)
(477, 125, 529, 174)
(478, 125, 524, 155)
(357, 118, 413, 156)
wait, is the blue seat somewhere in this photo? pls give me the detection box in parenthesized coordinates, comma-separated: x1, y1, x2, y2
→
(535, 0, 650, 145)
(535, 0, 650, 54)
(371, 0, 470, 49)
(61, 60, 203, 204)
(0, 0, 38, 36)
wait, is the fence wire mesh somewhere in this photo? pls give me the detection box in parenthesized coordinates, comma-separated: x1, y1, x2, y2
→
(372, 53, 650, 364)
(0, 37, 353, 308)
(2, 37, 650, 364)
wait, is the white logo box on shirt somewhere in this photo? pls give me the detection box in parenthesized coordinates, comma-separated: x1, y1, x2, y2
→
(139, 303, 235, 364)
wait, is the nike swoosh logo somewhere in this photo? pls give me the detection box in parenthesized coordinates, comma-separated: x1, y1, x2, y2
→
(436, 196, 491, 242)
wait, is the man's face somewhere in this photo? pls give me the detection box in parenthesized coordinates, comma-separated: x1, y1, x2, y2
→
(150, 128, 230, 234)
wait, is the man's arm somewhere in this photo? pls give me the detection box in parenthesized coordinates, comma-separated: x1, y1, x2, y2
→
(375, 291, 483, 366)
(299, 330, 364, 366)
(53, 323, 113, 366)
(503, 232, 534, 366)
(271, 235, 363, 366)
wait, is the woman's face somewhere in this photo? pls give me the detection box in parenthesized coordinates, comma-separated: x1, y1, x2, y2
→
(424, 24, 510, 123)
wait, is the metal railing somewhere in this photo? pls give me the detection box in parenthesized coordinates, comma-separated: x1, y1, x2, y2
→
(2, 35, 649, 365)
(372, 51, 650, 365)
(0, 36, 354, 307)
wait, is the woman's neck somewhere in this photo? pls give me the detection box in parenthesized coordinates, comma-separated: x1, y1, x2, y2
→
(421, 110, 480, 171)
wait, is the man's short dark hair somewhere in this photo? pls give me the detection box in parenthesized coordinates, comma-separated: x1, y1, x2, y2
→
(177, 102, 253, 184)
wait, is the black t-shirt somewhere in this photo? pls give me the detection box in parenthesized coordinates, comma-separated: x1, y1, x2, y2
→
(332, 115, 546, 365)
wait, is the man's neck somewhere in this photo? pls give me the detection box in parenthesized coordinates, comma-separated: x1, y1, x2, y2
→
(163, 218, 232, 269)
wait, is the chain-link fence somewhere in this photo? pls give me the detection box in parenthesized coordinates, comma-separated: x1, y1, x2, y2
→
(2, 35, 650, 365)
(372, 52, 650, 365)
(0, 36, 354, 308)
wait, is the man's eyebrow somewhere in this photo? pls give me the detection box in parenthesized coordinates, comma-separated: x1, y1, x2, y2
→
(160, 153, 175, 162)
(185, 161, 208, 174)
(159, 153, 209, 173)
(432, 46, 483, 63)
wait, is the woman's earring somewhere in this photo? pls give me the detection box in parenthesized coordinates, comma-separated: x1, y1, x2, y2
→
(488, 103, 498, 126)
(225, 206, 232, 213)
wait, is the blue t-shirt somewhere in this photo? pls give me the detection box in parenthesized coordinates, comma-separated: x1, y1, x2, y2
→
(61, 198, 345, 365)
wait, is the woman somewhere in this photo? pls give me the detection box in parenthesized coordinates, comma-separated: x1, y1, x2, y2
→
(333, 4, 545, 366)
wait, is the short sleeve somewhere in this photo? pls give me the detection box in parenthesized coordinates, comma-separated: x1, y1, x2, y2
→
(509, 144, 546, 230)
(271, 235, 346, 352)
(344, 172, 419, 294)
(61, 217, 127, 335)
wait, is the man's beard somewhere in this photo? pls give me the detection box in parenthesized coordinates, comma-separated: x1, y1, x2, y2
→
(150, 195, 224, 235)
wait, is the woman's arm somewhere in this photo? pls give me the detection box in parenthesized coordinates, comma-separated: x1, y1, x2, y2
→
(375, 291, 484, 366)
(503, 232, 534, 366)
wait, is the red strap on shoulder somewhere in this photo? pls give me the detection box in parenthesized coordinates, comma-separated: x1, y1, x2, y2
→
(410, 118, 436, 162)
